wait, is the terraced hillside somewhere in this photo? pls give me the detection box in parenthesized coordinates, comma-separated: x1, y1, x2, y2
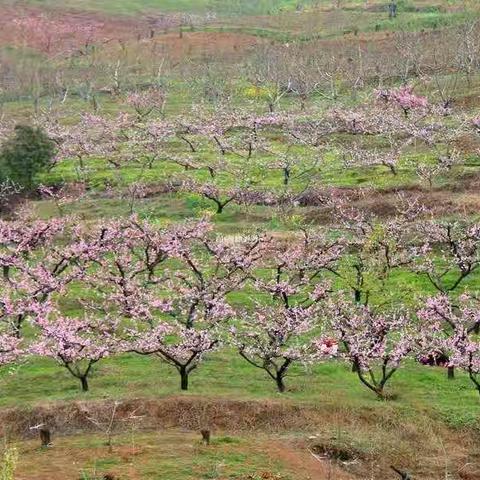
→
(0, 1, 480, 479)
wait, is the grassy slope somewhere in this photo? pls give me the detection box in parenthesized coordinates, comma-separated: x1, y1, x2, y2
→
(9, 0, 314, 15)
(5, 351, 479, 430)
(1, 0, 478, 416)
(5, 0, 475, 38)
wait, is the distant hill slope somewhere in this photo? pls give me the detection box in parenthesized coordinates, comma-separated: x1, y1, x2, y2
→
(0, 0, 316, 15)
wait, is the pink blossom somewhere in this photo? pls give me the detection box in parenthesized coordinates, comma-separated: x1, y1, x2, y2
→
(376, 85, 428, 116)
(231, 303, 332, 392)
(327, 294, 414, 398)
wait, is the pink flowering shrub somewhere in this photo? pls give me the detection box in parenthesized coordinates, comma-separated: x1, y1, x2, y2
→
(376, 85, 428, 116)
(230, 304, 337, 392)
(327, 295, 414, 398)
(417, 295, 480, 394)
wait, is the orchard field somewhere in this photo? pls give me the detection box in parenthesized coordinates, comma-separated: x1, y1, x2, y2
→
(1, 0, 480, 479)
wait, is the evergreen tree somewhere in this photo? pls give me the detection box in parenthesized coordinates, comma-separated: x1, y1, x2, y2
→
(0, 125, 55, 190)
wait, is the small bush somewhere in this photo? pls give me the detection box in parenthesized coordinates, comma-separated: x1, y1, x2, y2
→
(0, 124, 56, 191)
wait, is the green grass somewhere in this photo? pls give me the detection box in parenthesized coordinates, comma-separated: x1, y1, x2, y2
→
(19, 0, 317, 15)
(3, 351, 480, 430)
(367, 10, 472, 33)
(17, 431, 293, 480)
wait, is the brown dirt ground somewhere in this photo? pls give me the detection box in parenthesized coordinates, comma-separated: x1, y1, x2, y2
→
(1, 397, 479, 479)
(269, 440, 354, 480)
(134, 31, 262, 61)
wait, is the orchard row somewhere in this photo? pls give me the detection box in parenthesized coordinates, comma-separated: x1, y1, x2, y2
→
(1, 205, 479, 398)
(2, 84, 479, 205)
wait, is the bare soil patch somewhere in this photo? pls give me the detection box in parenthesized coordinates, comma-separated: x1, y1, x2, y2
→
(137, 31, 261, 61)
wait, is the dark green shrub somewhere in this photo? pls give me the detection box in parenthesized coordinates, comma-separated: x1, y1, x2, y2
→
(0, 124, 56, 190)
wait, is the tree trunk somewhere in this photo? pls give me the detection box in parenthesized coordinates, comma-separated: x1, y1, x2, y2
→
(14, 315, 23, 339)
(80, 376, 89, 392)
(374, 387, 385, 399)
(180, 368, 189, 391)
(356, 369, 385, 399)
(354, 289, 361, 303)
(276, 375, 286, 393)
(447, 366, 455, 380)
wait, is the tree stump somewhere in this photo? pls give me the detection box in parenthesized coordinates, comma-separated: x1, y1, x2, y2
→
(40, 428, 51, 447)
(200, 429, 210, 446)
